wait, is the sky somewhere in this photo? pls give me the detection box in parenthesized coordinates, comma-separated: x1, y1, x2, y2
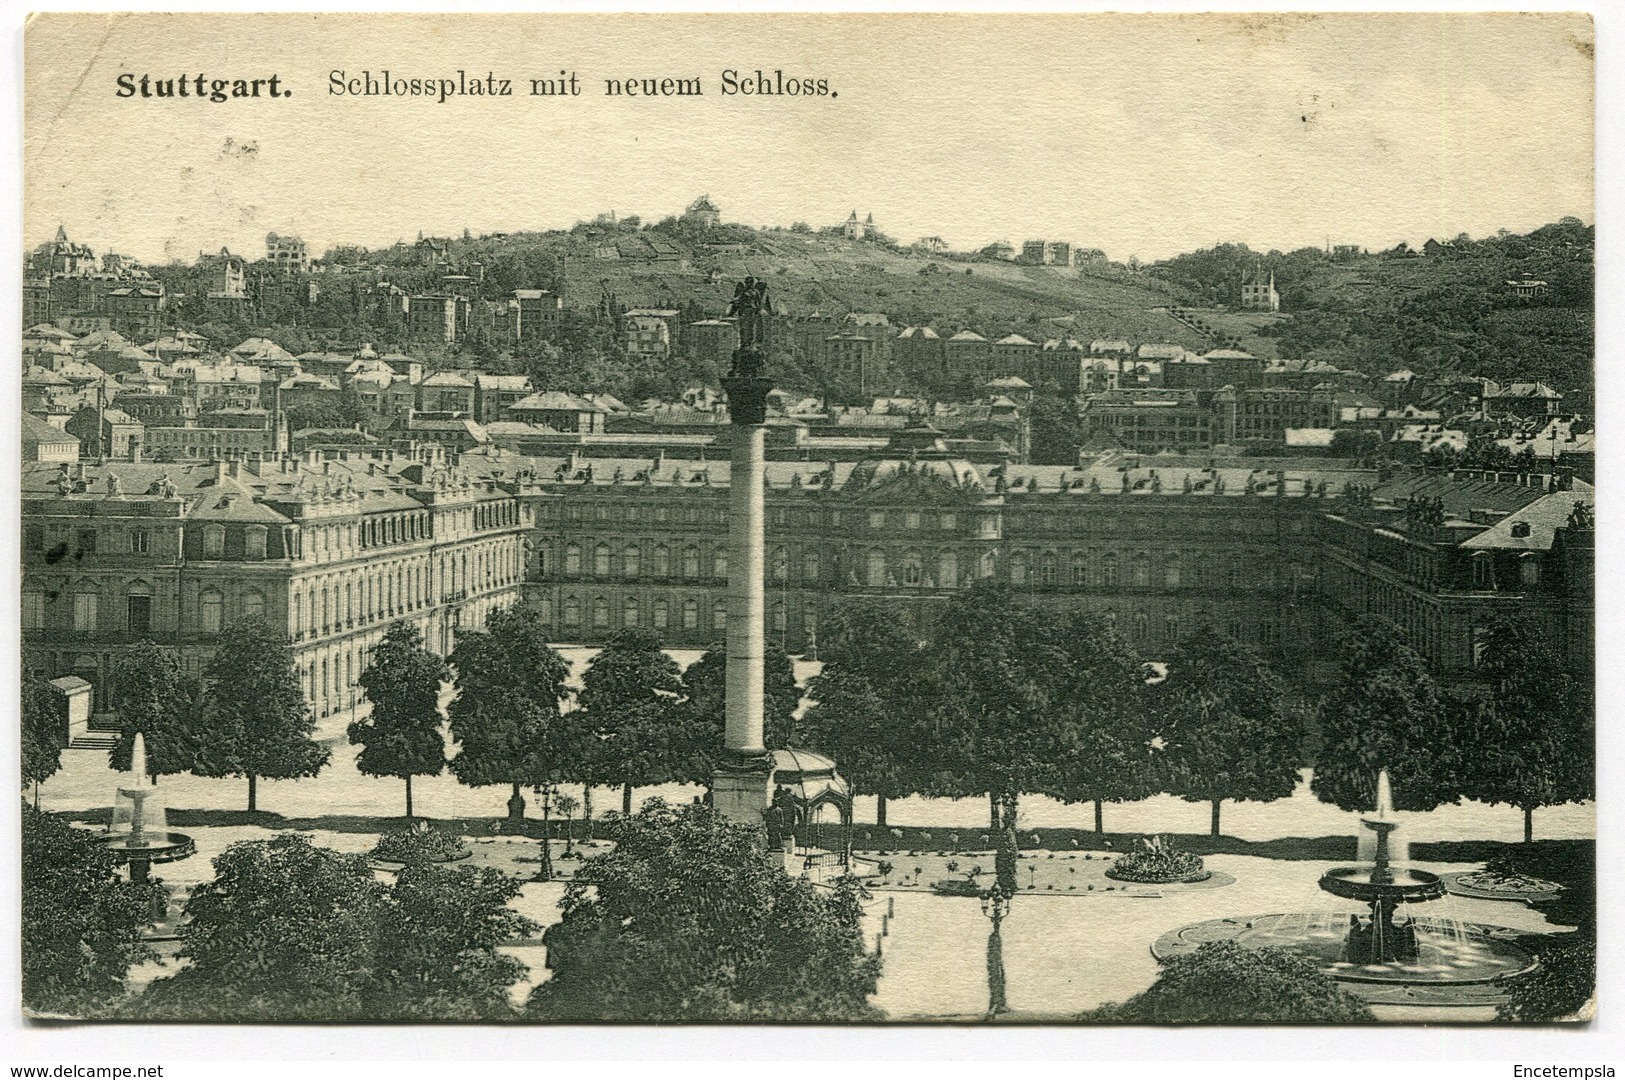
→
(24, 12, 1594, 265)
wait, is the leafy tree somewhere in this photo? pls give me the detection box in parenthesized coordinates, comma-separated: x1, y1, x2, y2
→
(1156, 627, 1303, 836)
(141, 833, 380, 1019)
(447, 605, 581, 830)
(1048, 615, 1159, 833)
(528, 800, 880, 1021)
(803, 603, 933, 826)
(668, 645, 801, 786)
(137, 832, 535, 1020)
(1497, 933, 1594, 1022)
(578, 628, 684, 815)
(922, 583, 1076, 833)
(1461, 620, 1594, 842)
(1081, 941, 1374, 1023)
(350, 622, 450, 818)
(23, 805, 164, 1016)
(368, 861, 535, 1019)
(1312, 615, 1467, 813)
(193, 618, 330, 811)
(107, 641, 203, 782)
(22, 673, 63, 802)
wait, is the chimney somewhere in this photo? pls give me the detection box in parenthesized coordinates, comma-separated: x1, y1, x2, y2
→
(215, 460, 228, 484)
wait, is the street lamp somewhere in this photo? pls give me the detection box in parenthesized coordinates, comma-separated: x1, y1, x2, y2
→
(979, 884, 1012, 1018)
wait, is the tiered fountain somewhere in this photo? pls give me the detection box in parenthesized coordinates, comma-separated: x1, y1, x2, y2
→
(105, 733, 195, 883)
(1317, 770, 1444, 964)
(1151, 769, 1540, 1007)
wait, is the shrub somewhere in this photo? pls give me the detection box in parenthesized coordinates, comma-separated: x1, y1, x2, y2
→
(1083, 941, 1376, 1023)
(1106, 835, 1208, 884)
(1497, 934, 1594, 1021)
(372, 823, 469, 866)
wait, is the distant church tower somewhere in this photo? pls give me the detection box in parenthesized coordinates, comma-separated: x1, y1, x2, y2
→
(1241, 264, 1280, 312)
(844, 211, 876, 241)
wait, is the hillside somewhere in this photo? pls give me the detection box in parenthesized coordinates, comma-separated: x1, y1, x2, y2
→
(1146, 219, 1594, 395)
(154, 217, 1593, 403)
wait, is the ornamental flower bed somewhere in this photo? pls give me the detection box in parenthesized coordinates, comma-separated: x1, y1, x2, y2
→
(372, 822, 471, 866)
(1105, 835, 1210, 884)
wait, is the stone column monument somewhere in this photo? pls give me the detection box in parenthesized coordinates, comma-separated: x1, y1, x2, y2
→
(713, 277, 776, 829)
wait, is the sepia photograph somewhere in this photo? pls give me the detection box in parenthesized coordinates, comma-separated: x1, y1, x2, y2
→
(16, 10, 1597, 1030)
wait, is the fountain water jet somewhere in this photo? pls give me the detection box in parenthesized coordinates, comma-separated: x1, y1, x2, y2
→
(105, 733, 195, 883)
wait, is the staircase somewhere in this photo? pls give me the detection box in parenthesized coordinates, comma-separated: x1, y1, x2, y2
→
(69, 731, 118, 751)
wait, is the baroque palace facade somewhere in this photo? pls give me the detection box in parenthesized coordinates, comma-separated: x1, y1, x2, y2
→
(23, 445, 1592, 726)
(22, 448, 534, 722)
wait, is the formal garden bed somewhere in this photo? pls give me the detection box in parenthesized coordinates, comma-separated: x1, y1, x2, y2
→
(861, 845, 1234, 896)
(1104, 836, 1212, 884)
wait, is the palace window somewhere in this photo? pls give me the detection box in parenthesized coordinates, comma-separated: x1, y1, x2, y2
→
(200, 589, 224, 634)
(1165, 560, 1181, 588)
(537, 596, 554, 623)
(594, 544, 611, 577)
(905, 511, 921, 530)
(565, 543, 582, 576)
(1133, 613, 1148, 643)
(803, 550, 820, 582)
(1472, 551, 1496, 591)
(73, 586, 98, 632)
(563, 596, 582, 627)
(624, 597, 640, 628)
(712, 548, 727, 580)
(653, 544, 671, 578)
(683, 546, 701, 579)
(772, 546, 787, 582)
(623, 544, 641, 579)
(23, 592, 43, 630)
(653, 598, 669, 629)
(867, 549, 888, 587)
(941, 513, 957, 530)
(1132, 555, 1150, 587)
(772, 601, 786, 634)
(1164, 616, 1179, 644)
(1519, 553, 1541, 586)
(903, 551, 923, 586)
(129, 529, 150, 555)
(592, 597, 610, 628)
(203, 525, 225, 559)
(682, 599, 698, 630)
(243, 589, 266, 621)
(1071, 552, 1089, 587)
(1037, 552, 1058, 587)
(1009, 552, 1028, 586)
(712, 599, 728, 631)
(938, 551, 958, 589)
(869, 511, 887, 530)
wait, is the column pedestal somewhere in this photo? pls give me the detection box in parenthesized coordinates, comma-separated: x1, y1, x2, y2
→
(712, 750, 775, 828)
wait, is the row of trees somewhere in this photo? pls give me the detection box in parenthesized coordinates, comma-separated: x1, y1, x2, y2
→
(23, 589, 1591, 842)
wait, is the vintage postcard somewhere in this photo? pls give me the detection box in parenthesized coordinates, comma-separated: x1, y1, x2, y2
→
(19, 12, 1594, 1026)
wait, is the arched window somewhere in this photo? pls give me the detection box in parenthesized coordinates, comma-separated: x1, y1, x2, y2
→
(979, 550, 997, 579)
(867, 548, 888, 587)
(712, 599, 728, 631)
(1132, 554, 1151, 587)
(623, 544, 641, 579)
(772, 546, 787, 582)
(1164, 615, 1179, 644)
(1164, 558, 1181, 588)
(200, 588, 224, 634)
(772, 601, 786, 634)
(803, 549, 821, 582)
(245, 526, 268, 559)
(1071, 551, 1089, 587)
(1101, 551, 1120, 587)
(1519, 552, 1541, 586)
(1037, 551, 1058, 587)
(203, 524, 226, 559)
(321, 586, 332, 631)
(243, 589, 266, 621)
(938, 550, 958, 589)
(653, 544, 671, 578)
(683, 546, 701, 579)
(682, 599, 699, 629)
(592, 596, 610, 628)
(565, 543, 582, 576)
(653, 598, 670, 629)
(308, 587, 317, 633)
(902, 550, 923, 586)
(712, 548, 727, 580)
(290, 590, 301, 638)
(594, 544, 611, 577)
(538, 596, 555, 623)
(1133, 612, 1148, 643)
(1472, 551, 1496, 590)
(563, 595, 582, 627)
(623, 597, 640, 627)
(1010, 551, 1028, 586)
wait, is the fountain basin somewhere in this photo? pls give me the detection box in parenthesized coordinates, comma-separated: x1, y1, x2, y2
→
(1319, 866, 1445, 905)
(104, 832, 196, 865)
